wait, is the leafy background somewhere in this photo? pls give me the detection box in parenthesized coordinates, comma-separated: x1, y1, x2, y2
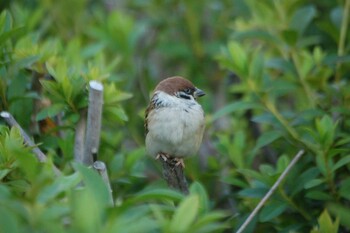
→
(0, 0, 349, 232)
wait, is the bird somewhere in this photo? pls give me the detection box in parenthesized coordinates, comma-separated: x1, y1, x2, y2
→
(145, 76, 205, 168)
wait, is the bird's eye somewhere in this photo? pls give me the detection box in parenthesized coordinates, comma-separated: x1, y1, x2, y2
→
(184, 88, 192, 94)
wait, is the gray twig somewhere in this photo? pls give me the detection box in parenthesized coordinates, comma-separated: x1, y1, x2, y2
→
(236, 150, 305, 233)
(0, 111, 61, 176)
(93, 161, 114, 206)
(83, 81, 104, 166)
(74, 110, 87, 163)
(160, 159, 189, 195)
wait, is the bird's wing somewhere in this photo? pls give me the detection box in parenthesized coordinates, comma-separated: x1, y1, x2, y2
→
(144, 100, 155, 136)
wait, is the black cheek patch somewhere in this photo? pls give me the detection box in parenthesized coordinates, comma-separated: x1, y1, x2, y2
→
(179, 93, 191, 100)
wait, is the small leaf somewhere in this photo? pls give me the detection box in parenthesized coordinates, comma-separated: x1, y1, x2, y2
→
(255, 130, 282, 150)
(317, 209, 339, 233)
(249, 52, 264, 81)
(170, 195, 199, 232)
(290, 5, 317, 35)
(228, 41, 248, 75)
(276, 155, 290, 173)
(72, 163, 111, 208)
(339, 178, 350, 200)
(0, 207, 19, 233)
(259, 201, 288, 222)
(190, 182, 209, 214)
(306, 191, 332, 201)
(304, 179, 324, 189)
(37, 173, 81, 204)
(129, 189, 184, 203)
(238, 187, 267, 198)
(332, 155, 350, 172)
(281, 29, 298, 46)
(36, 104, 65, 121)
(327, 203, 350, 228)
(211, 101, 260, 121)
(191, 211, 228, 233)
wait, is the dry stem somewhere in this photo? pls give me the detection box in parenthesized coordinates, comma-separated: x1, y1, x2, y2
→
(236, 150, 304, 233)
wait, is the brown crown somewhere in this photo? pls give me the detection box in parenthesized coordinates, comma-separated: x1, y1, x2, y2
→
(154, 76, 194, 95)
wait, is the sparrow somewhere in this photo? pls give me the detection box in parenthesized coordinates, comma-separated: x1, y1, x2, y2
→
(145, 76, 205, 168)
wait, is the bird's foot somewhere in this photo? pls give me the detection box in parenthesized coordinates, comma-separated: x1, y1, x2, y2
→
(156, 152, 170, 162)
(173, 158, 185, 168)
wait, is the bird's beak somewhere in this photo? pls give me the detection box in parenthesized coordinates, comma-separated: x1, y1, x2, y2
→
(194, 88, 205, 99)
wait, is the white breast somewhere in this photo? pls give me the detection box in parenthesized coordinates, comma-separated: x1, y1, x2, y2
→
(146, 91, 205, 158)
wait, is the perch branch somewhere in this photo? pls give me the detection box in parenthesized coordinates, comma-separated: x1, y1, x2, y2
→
(93, 161, 114, 206)
(236, 150, 304, 233)
(83, 81, 103, 166)
(0, 111, 61, 176)
(161, 159, 189, 195)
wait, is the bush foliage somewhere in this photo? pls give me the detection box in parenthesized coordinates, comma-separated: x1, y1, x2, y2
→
(0, 0, 349, 232)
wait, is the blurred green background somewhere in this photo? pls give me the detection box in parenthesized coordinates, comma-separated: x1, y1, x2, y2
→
(0, 0, 350, 232)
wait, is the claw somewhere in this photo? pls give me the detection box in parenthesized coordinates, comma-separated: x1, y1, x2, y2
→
(174, 158, 185, 168)
(156, 153, 169, 162)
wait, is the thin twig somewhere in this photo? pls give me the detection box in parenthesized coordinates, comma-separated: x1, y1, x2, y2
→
(236, 150, 305, 233)
(83, 81, 104, 166)
(93, 161, 114, 206)
(160, 159, 189, 195)
(0, 111, 61, 176)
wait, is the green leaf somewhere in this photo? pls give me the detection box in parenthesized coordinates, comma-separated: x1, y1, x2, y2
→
(332, 155, 350, 172)
(170, 195, 199, 232)
(0, 169, 10, 180)
(304, 178, 324, 189)
(190, 182, 209, 214)
(129, 188, 184, 203)
(339, 178, 350, 200)
(0, 207, 20, 233)
(291, 167, 320, 195)
(37, 173, 81, 204)
(232, 30, 282, 45)
(306, 191, 332, 201)
(238, 187, 267, 198)
(1, 27, 26, 48)
(35, 104, 65, 121)
(227, 41, 248, 75)
(238, 169, 272, 185)
(290, 5, 317, 35)
(317, 209, 339, 233)
(327, 204, 350, 228)
(191, 211, 228, 233)
(249, 52, 264, 81)
(72, 163, 111, 208)
(255, 130, 282, 151)
(211, 101, 260, 122)
(266, 58, 295, 74)
(104, 106, 129, 122)
(315, 115, 336, 149)
(14, 55, 40, 69)
(281, 29, 298, 46)
(276, 155, 290, 173)
(259, 201, 288, 222)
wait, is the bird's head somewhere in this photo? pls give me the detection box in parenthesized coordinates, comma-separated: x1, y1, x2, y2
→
(154, 76, 205, 101)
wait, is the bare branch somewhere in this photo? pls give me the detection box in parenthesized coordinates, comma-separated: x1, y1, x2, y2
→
(160, 159, 189, 195)
(83, 81, 104, 166)
(236, 150, 305, 233)
(74, 110, 87, 163)
(1, 111, 61, 176)
(93, 161, 114, 206)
